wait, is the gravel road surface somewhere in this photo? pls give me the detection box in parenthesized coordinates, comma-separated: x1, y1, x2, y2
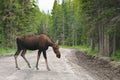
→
(0, 48, 119, 80)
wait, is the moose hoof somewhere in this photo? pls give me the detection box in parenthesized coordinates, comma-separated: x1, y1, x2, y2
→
(48, 69, 50, 71)
(28, 65, 31, 68)
(16, 67, 21, 70)
(47, 67, 51, 71)
(36, 67, 39, 70)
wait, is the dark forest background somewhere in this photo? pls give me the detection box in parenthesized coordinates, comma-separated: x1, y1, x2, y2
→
(0, 0, 120, 59)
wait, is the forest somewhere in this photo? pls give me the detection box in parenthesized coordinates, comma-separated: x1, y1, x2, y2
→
(0, 0, 120, 60)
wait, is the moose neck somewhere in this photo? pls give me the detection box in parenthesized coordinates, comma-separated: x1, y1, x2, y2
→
(51, 43, 56, 51)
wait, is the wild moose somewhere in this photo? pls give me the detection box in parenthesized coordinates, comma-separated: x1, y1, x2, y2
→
(14, 34, 61, 70)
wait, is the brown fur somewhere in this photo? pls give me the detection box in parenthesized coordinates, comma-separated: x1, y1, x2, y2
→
(14, 34, 61, 70)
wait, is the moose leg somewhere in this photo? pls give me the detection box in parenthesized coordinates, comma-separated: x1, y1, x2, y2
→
(43, 51, 50, 71)
(21, 50, 31, 68)
(36, 50, 41, 70)
(14, 50, 21, 70)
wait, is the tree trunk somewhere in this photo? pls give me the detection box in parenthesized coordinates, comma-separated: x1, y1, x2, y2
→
(103, 34, 110, 56)
(112, 33, 116, 56)
(71, 23, 75, 46)
(98, 25, 104, 56)
(90, 37, 95, 51)
(61, 13, 65, 45)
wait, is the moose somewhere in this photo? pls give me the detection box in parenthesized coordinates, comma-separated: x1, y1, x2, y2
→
(14, 34, 61, 70)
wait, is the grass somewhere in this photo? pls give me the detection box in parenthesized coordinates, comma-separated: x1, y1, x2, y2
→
(1, 45, 119, 61)
(61, 45, 98, 56)
(110, 50, 120, 61)
(0, 48, 33, 55)
(61, 45, 120, 61)
(60, 45, 89, 51)
(60, 45, 88, 51)
(87, 49, 98, 56)
(0, 48, 16, 55)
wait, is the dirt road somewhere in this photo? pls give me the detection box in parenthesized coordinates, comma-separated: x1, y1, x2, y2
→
(0, 48, 119, 80)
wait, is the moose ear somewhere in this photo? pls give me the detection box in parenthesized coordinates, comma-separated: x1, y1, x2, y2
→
(55, 40, 59, 44)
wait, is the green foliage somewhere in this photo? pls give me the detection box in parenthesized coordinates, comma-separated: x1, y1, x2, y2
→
(0, 48, 15, 54)
(0, 0, 120, 60)
(61, 45, 98, 56)
(50, 0, 82, 45)
(61, 45, 89, 51)
(0, 0, 45, 50)
(87, 49, 98, 56)
(50, 0, 120, 59)
(111, 50, 120, 61)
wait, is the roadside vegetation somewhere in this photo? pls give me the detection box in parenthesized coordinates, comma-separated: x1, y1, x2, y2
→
(0, 0, 120, 61)
(0, 48, 15, 55)
(61, 45, 120, 61)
